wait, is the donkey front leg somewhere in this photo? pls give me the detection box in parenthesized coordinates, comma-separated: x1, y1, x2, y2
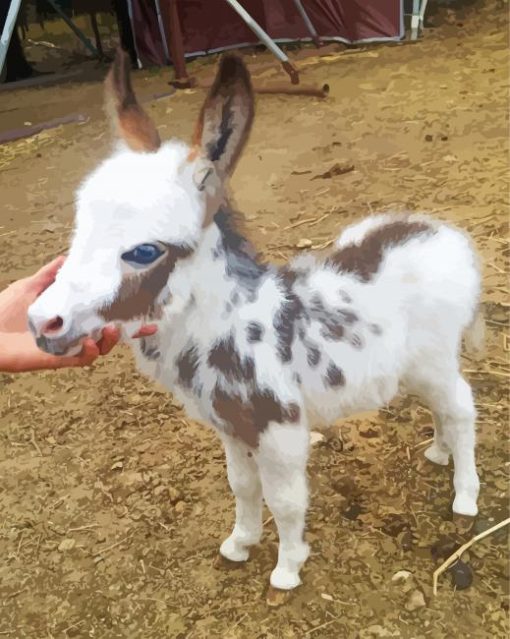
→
(258, 422, 310, 591)
(219, 435, 263, 562)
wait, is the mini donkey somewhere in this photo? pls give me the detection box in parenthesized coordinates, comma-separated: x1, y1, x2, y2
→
(28, 50, 483, 597)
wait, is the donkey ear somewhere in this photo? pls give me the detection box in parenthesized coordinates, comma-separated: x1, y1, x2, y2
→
(105, 48, 161, 153)
(192, 54, 254, 179)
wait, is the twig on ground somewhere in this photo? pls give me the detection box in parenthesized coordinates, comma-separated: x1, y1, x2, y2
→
(414, 437, 434, 449)
(305, 618, 339, 635)
(284, 216, 320, 231)
(433, 517, 510, 595)
(67, 524, 99, 533)
(94, 536, 131, 558)
(487, 262, 506, 274)
(29, 429, 42, 456)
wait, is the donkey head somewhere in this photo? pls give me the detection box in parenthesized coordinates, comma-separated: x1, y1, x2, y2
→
(28, 49, 254, 356)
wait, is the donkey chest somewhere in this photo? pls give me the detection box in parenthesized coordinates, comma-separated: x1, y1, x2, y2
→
(133, 332, 218, 424)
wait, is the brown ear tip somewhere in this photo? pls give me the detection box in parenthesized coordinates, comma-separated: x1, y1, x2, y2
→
(218, 53, 251, 86)
(113, 47, 131, 73)
(115, 47, 129, 63)
(105, 47, 124, 78)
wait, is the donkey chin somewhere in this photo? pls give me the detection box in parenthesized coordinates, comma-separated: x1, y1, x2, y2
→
(34, 333, 90, 358)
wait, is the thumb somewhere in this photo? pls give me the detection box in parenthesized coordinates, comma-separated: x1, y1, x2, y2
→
(29, 256, 67, 295)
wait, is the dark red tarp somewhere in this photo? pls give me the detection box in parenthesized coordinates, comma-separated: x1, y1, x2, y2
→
(129, 1, 404, 67)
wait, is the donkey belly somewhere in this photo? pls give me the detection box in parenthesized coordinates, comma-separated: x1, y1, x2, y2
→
(302, 371, 400, 429)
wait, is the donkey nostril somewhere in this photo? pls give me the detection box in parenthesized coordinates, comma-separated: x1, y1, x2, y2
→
(43, 316, 64, 335)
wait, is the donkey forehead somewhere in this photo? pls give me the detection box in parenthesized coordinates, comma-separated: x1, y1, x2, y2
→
(76, 141, 202, 245)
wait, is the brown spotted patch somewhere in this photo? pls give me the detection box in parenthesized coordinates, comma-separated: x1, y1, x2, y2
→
(339, 309, 358, 325)
(273, 274, 303, 363)
(100, 244, 193, 322)
(326, 220, 433, 282)
(370, 323, 383, 335)
(212, 387, 258, 447)
(310, 294, 348, 341)
(213, 385, 300, 447)
(338, 289, 352, 303)
(325, 363, 345, 388)
(349, 333, 364, 350)
(176, 344, 200, 390)
(140, 337, 160, 361)
(214, 207, 268, 291)
(305, 342, 321, 368)
(208, 333, 255, 382)
(246, 321, 264, 343)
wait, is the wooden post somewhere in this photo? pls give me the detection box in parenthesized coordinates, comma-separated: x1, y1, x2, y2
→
(162, 0, 194, 89)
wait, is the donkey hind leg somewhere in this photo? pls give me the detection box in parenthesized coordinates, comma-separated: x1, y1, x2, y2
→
(424, 411, 451, 466)
(219, 435, 263, 562)
(412, 366, 480, 517)
(441, 374, 479, 516)
(257, 422, 310, 590)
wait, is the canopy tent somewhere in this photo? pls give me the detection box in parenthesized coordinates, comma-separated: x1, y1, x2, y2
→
(1, 1, 430, 85)
(128, 1, 406, 70)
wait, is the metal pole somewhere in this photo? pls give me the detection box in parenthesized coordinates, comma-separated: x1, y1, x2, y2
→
(154, 0, 170, 64)
(0, 0, 23, 81)
(419, 0, 429, 29)
(224, 0, 299, 84)
(45, 0, 99, 58)
(89, 12, 104, 58)
(410, 0, 420, 40)
(293, 0, 322, 48)
(126, 0, 142, 69)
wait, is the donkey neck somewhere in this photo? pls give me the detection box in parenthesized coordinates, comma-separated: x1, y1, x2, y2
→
(163, 204, 272, 328)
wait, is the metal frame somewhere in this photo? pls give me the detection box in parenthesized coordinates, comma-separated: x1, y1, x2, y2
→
(224, 0, 299, 84)
(408, 0, 429, 40)
(293, 0, 322, 47)
(135, 0, 416, 88)
(419, 0, 429, 30)
(154, 0, 170, 64)
(44, 0, 99, 57)
(0, 0, 23, 80)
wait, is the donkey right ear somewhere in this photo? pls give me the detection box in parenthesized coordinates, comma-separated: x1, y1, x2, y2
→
(191, 54, 254, 180)
(105, 48, 161, 153)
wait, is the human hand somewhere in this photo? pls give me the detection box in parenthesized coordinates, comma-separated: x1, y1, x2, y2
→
(0, 256, 157, 373)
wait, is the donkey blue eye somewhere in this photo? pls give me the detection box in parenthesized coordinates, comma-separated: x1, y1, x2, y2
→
(122, 243, 162, 265)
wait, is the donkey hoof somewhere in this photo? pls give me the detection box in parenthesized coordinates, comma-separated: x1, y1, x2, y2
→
(219, 537, 250, 563)
(270, 566, 302, 590)
(424, 444, 450, 466)
(452, 513, 476, 533)
(453, 493, 478, 517)
(266, 586, 293, 607)
(214, 553, 247, 571)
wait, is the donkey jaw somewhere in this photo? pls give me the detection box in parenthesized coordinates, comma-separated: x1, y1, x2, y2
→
(35, 333, 87, 357)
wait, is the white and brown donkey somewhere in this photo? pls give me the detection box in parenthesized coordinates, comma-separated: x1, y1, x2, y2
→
(28, 50, 483, 598)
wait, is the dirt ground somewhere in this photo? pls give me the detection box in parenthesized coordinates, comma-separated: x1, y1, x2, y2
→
(0, 2, 509, 637)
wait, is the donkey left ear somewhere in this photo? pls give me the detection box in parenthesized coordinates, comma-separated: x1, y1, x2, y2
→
(105, 48, 161, 153)
(191, 54, 254, 180)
